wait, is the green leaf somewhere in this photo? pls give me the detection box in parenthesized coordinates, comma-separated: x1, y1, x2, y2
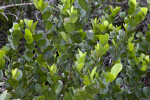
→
(25, 42, 34, 50)
(28, 20, 33, 29)
(141, 7, 148, 16)
(37, 96, 45, 100)
(79, 53, 86, 64)
(35, 84, 41, 94)
(56, 44, 68, 53)
(138, 7, 148, 20)
(97, 79, 106, 89)
(148, 0, 150, 3)
(33, 33, 43, 41)
(42, 11, 51, 21)
(83, 75, 92, 85)
(110, 6, 121, 17)
(37, 39, 46, 47)
(119, 12, 126, 18)
(12, 68, 22, 80)
(90, 67, 97, 80)
(108, 72, 115, 82)
(101, 43, 109, 55)
(76, 63, 84, 71)
(0, 58, 5, 70)
(19, 20, 24, 29)
(32, 21, 38, 32)
(26, 51, 34, 58)
(99, 33, 109, 45)
(111, 63, 123, 75)
(78, 0, 87, 10)
(128, 43, 134, 51)
(70, 14, 78, 23)
(24, 18, 28, 27)
(141, 65, 147, 71)
(61, 31, 69, 43)
(38, 0, 48, 12)
(49, 64, 57, 75)
(37, 54, 44, 65)
(110, 63, 123, 81)
(0, 50, 5, 58)
(24, 29, 33, 44)
(129, 0, 136, 7)
(33, 0, 40, 10)
(116, 78, 123, 86)
(61, 0, 71, 9)
(128, 0, 136, 15)
(55, 80, 63, 95)
(64, 23, 75, 33)
(44, 21, 52, 30)
(47, 32, 54, 40)
(72, 67, 84, 78)
(143, 87, 149, 97)
(12, 30, 23, 40)
(13, 23, 19, 30)
(64, 92, 72, 100)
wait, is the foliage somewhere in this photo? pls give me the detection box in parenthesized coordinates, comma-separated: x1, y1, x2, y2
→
(0, 0, 150, 99)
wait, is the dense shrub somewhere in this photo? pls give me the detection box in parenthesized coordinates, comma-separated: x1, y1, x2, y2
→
(0, 0, 149, 100)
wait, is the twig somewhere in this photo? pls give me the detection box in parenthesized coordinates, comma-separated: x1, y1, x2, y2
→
(0, 13, 18, 20)
(0, 12, 8, 20)
(0, 2, 59, 12)
(0, 3, 34, 10)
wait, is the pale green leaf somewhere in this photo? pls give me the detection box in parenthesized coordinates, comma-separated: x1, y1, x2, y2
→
(0, 90, 8, 100)
(110, 63, 123, 77)
(25, 29, 33, 44)
(13, 23, 19, 30)
(141, 65, 147, 71)
(99, 33, 109, 45)
(28, 20, 33, 29)
(128, 43, 134, 51)
(55, 80, 63, 94)
(61, 31, 69, 43)
(77, 63, 84, 71)
(33, 0, 40, 9)
(141, 7, 148, 16)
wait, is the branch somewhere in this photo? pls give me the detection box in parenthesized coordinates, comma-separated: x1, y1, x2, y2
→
(0, 2, 59, 12)
(0, 3, 34, 10)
